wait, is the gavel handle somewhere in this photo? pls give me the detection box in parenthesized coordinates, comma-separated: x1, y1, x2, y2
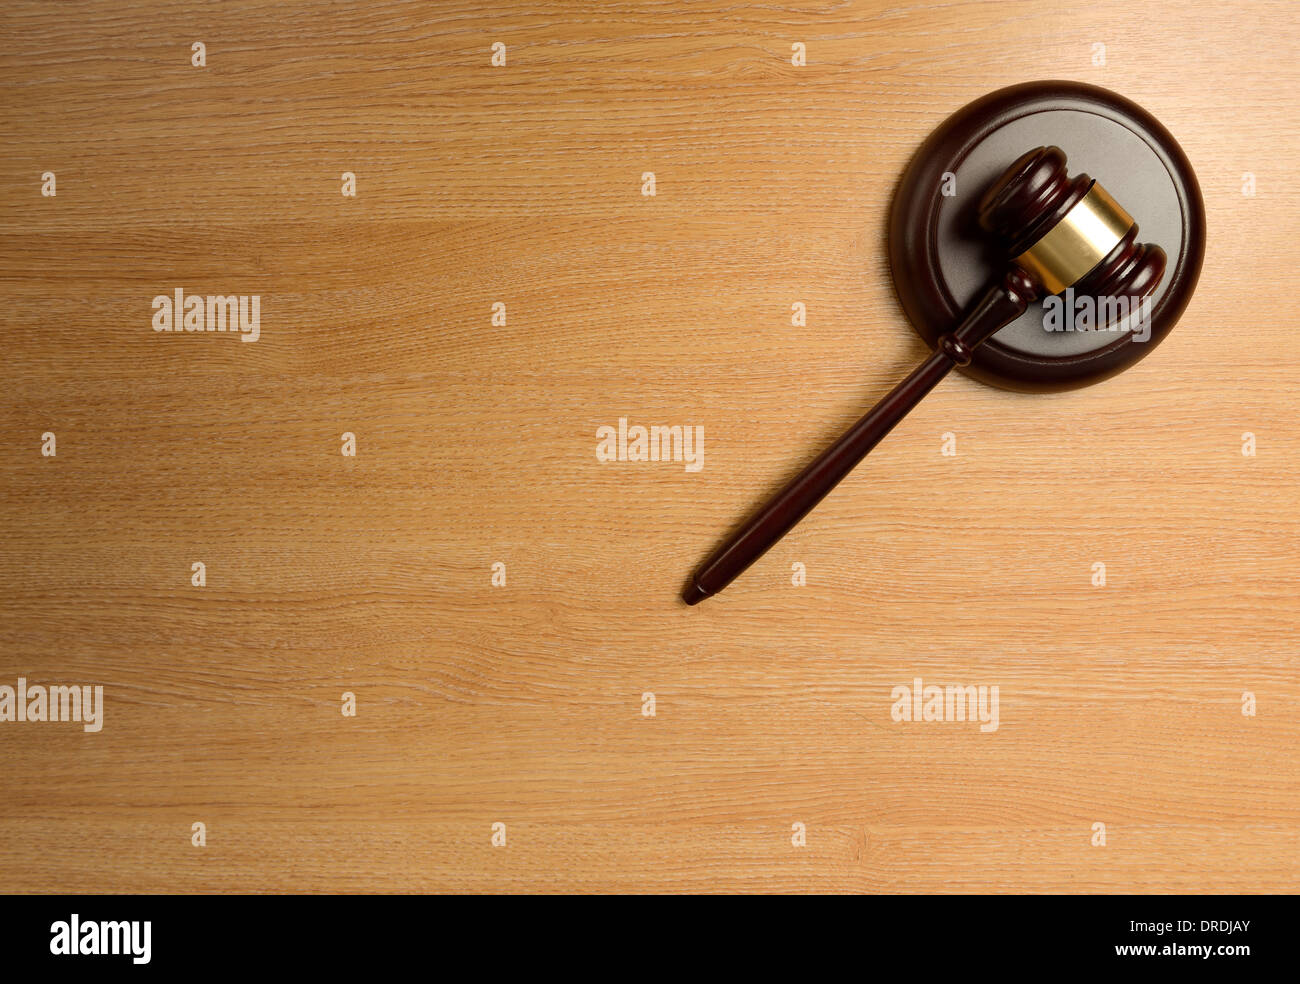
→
(682, 268, 1036, 605)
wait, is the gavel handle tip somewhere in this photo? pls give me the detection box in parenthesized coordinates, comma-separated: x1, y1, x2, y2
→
(681, 578, 711, 606)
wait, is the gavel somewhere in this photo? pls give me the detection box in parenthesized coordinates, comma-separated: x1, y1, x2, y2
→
(683, 145, 1167, 605)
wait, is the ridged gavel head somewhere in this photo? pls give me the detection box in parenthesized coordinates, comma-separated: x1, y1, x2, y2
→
(977, 146, 1166, 302)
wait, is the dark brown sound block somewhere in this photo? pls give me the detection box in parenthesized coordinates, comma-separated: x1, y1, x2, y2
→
(888, 81, 1206, 391)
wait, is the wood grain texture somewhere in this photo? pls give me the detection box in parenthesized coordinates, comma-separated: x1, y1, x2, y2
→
(2, 0, 1298, 893)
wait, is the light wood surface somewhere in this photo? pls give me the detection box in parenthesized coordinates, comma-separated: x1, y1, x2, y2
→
(2, 0, 1299, 894)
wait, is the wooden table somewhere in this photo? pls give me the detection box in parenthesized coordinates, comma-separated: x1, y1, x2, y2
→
(3, 0, 1298, 893)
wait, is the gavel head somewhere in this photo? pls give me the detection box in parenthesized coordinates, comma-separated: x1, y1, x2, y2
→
(977, 146, 1166, 303)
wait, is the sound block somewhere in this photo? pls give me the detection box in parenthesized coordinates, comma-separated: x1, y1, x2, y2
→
(888, 81, 1206, 391)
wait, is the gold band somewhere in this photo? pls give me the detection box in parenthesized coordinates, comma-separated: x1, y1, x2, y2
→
(1013, 182, 1134, 295)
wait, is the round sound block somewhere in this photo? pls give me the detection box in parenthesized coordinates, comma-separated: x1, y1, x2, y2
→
(888, 81, 1206, 391)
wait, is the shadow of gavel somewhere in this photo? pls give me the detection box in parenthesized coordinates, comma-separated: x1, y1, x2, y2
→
(683, 146, 1166, 605)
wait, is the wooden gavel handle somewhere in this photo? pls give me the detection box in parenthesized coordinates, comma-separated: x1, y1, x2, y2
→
(683, 267, 1037, 604)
